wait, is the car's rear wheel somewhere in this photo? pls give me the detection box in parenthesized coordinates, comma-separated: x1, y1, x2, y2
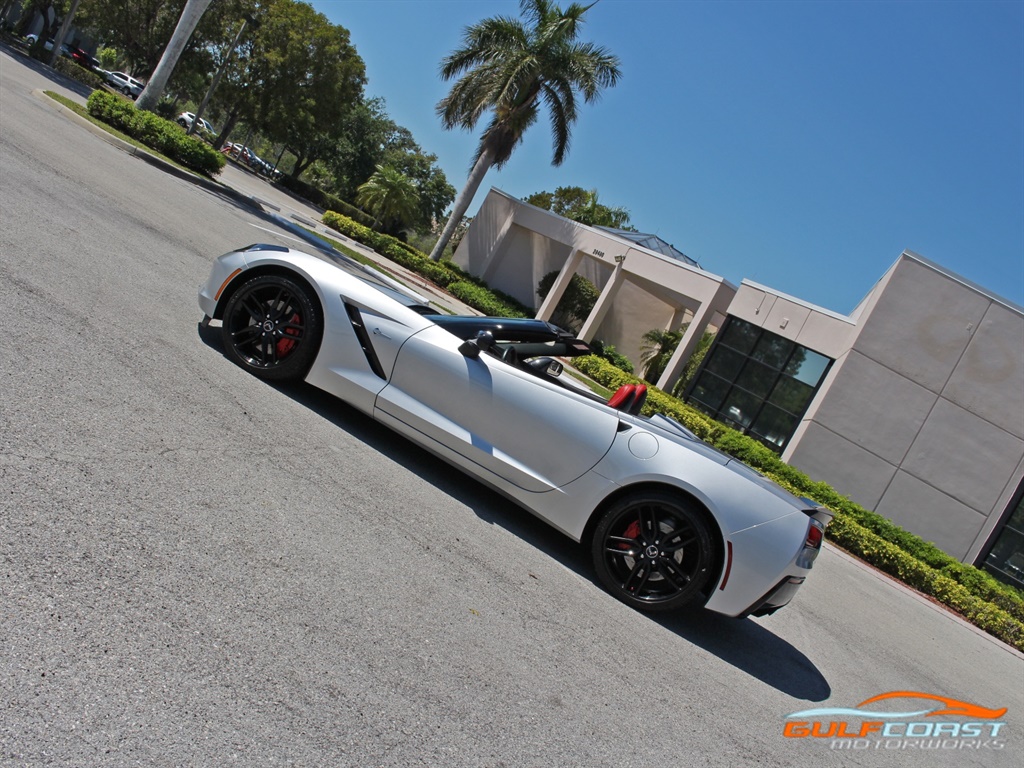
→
(592, 491, 713, 611)
(221, 274, 321, 382)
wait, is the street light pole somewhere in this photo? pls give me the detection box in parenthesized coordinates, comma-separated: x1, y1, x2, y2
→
(188, 15, 254, 137)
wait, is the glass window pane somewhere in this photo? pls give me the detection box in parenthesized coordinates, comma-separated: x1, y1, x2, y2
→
(719, 318, 759, 355)
(689, 373, 729, 412)
(785, 348, 831, 386)
(705, 346, 745, 381)
(734, 359, 777, 399)
(719, 389, 761, 429)
(769, 375, 815, 414)
(750, 404, 799, 449)
(984, 525, 1024, 591)
(751, 333, 794, 369)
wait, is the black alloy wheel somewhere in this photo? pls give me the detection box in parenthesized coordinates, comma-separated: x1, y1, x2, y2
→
(592, 491, 713, 611)
(221, 274, 321, 382)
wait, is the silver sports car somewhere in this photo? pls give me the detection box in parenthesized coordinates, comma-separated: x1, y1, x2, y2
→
(199, 244, 831, 617)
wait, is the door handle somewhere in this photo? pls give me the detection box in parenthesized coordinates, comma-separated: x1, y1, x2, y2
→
(372, 327, 391, 339)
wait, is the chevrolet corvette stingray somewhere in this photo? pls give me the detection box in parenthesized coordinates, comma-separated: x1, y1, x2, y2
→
(199, 244, 831, 617)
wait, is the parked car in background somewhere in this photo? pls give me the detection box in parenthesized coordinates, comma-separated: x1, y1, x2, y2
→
(67, 45, 92, 68)
(24, 34, 72, 58)
(105, 71, 145, 99)
(177, 112, 216, 136)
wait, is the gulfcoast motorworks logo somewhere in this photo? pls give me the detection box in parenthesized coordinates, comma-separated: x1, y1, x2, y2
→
(783, 691, 1008, 751)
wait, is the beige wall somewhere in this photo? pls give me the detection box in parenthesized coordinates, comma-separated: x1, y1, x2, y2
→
(785, 254, 1024, 560)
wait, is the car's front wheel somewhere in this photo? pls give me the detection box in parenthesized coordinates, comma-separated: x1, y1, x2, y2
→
(592, 491, 714, 611)
(221, 274, 321, 382)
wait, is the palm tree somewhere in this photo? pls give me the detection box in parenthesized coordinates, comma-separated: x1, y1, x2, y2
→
(428, 0, 621, 261)
(356, 165, 421, 234)
(640, 328, 682, 384)
(580, 188, 631, 228)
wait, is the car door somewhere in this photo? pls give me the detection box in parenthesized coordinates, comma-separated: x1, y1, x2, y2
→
(374, 324, 620, 493)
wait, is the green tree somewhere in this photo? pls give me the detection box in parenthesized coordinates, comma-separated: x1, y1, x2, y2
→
(250, 0, 365, 177)
(356, 165, 421, 234)
(525, 185, 632, 228)
(322, 98, 454, 231)
(208, 0, 365, 178)
(322, 97, 398, 200)
(77, 0, 238, 78)
(640, 328, 682, 384)
(428, 0, 621, 260)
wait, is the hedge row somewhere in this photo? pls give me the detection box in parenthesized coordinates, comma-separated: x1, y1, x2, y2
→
(572, 354, 1024, 648)
(321, 211, 531, 318)
(86, 90, 225, 176)
(53, 57, 105, 89)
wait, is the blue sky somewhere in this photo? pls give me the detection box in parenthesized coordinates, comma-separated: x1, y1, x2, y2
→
(308, 0, 1024, 314)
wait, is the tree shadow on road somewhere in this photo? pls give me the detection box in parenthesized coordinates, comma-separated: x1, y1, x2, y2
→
(196, 322, 832, 702)
(0, 40, 94, 100)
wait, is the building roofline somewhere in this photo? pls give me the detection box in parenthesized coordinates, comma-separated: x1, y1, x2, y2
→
(739, 278, 859, 325)
(490, 187, 732, 285)
(900, 250, 1024, 315)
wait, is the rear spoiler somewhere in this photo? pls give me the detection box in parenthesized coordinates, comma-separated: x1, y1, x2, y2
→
(801, 500, 834, 528)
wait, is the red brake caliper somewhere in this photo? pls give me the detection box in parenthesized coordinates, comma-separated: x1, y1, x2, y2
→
(275, 313, 301, 356)
(619, 520, 641, 550)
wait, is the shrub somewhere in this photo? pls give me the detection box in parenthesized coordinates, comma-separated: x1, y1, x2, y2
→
(536, 270, 599, 331)
(322, 210, 531, 318)
(588, 340, 634, 374)
(86, 90, 225, 176)
(447, 281, 529, 317)
(154, 100, 177, 120)
(53, 57, 104, 89)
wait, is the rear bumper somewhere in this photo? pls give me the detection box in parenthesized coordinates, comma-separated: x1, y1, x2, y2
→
(705, 504, 833, 618)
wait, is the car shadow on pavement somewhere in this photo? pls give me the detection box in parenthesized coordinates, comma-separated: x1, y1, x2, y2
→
(196, 322, 832, 701)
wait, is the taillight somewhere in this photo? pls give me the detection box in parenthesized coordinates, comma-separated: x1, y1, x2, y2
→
(805, 519, 824, 549)
(796, 519, 826, 569)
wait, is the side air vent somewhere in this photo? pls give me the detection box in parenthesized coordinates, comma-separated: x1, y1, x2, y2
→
(344, 301, 386, 380)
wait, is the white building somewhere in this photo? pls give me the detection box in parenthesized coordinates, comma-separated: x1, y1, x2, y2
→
(454, 188, 1024, 588)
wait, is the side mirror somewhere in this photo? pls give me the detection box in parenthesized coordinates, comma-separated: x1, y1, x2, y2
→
(458, 330, 496, 359)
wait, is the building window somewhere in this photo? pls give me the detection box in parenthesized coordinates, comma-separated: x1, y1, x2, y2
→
(684, 316, 832, 452)
(981, 484, 1024, 591)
